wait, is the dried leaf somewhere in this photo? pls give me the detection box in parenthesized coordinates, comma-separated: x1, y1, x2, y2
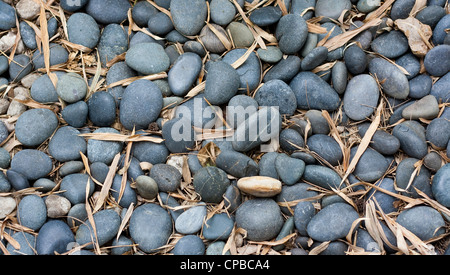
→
(79, 133, 164, 143)
(395, 17, 433, 57)
(197, 141, 221, 167)
(93, 153, 121, 213)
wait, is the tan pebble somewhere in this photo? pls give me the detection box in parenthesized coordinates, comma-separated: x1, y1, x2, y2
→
(237, 176, 282, 197)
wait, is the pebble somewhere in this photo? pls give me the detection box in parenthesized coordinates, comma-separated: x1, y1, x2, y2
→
(237, 176, 282, 197)
(62, 101, 88, 128)
(366, 178, 399, 214)
(254, 79, 297, 116)
(111, 235, 133, 255)
(396, 53, 420, 80)
(358, 123, 400, 155)
(56, 73, 87, 104)
(17, 194, 47, 231)
(162, 117, 196, 153)
(290, 71, 341, 111)
(131, 1, 158, 27)
(216, 150, 259, 178)
(193, 166, 230, 203)
(170, 0, 207, 36)
(199, 23, 229, 54)
(423, 151, 443, 172)
(226, 22, 255, 48)
(59, 161, 85, 177)
(222, 49, 261, 93)
(67, 13, 100, 49)
(257, 46, 283, 64)
(148, 12, 174, 36)
(30, 72, 65, 103)
(210, 0, 236, 26)
(404, 95, 440, 120)
(36, 220, 75, 255)
(275, 153, 305, 185)
(67, 203, 88, 227)
(293, 201, 316, 236)
(432, 164, 450, 207)
(87, 91, 117, 127)
(344, 44, 367, 75)
(392, 120, 428, 159)
(427, 118, 450, 150)
(10, 149, 53, 181)
(6, 170, 29, 191)
(396, 158, 432, 199)
(235, 198, 284, 241)
(135, 175, 159, 200)
(371, 30, 409, 59)
(9, 54, 32, 82)
(249, 6, 282, 27)
(32, 43, 69, 69)
(60, 173, 95, 205)
(60, 0, 89, 12)
(307, 134, 343, 166)
(350, 146, 389, 183)
(172, 235, 205, 255)
(369, 58, 410, 99)
(175, 204, 206, 234)
(416, 5, 446, 29)
(168, 52, 203, 97)
(424, 44, 450, 77)
(305, 110, 330, 135)
(206, 241, 230, 255)
(390, 0, 415, 20)
(396, 206, 446, 241)
(98, 23, 128, 66)
(7, 232, 36, 255)
(45, 194, 71, 219)
(433, 14, 450, 45)
(276, 182, 319, 215)
(408, 74, 432, 99)
(48, 126, 87, 162)
(226, 95, 259, 129)
(129, 203, 173, 253)
(149, 164, 182, 193)
(258, 152, 280, 179)
(85, 0, 130, 24)
(0, 1, 16, 30)
(344, 74, 380, 120)
(205, 60, 240, 105)
(106, 61, 137, 106)
(0, 196, 16, 219)
(315, 0, 351, 21)
(430, 72, 449, 103)
(306, 202, 359, 242)
(275, 14, 308, 54)
(110, 174, 137, 208)
(75, 209, 121, 249)
(131, 135, 169, 165)
(279, 128, 305, 153)
(125, 43, 170, 75)
(302, 165, 342, 190)
(301, 46, 328, 71)
(263, 55, 301, 83)
(87, 127, 124, 164)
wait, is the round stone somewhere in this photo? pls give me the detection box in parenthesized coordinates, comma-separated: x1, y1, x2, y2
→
(216, 150, 259, 179)
(432, 164, 450, 207)
(254, 79, 297, 116)
(17, 194, 47, 231)
(149, 164, 182, 193)
(87, 128, 123, 165)
(172, 235, 205, 255)
(60, 173, 95, 205)
(343, 74, 379, 121)
(56, 73, 87, 103)
(87, 91, 117, 127)
(85, 0, 131, 24)
(170, 0, 207, 36)
(15, 108, 59, 147)
(424, 44, 450, 77)
(125, 43, 170, 75)
(307, 134, 343, 166)
(168, 52, 203, 97)
(67, 12, 100, 49)
(75, 209, 121, 249)
(175, 204, 207, 234)
(48, 126, 87, 162)
(237, 176, 282, 197)
(275, 14, 308, 54)
(396, 206, 446, 241)
(204, 61, 240, 105)
(10, 149, 53, 181)
(135, 175, 159, 200)
(193, 166, 230, 203)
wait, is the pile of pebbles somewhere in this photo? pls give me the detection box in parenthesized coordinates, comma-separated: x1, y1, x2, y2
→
(0, 0, 449, 255)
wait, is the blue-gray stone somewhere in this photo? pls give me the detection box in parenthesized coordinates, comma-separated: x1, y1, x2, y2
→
(175, 204, 206, 234)
(424, 44, 450, 77)
(432, 164, 450, 207)
(125, 43, 170, 75)
(258, 152, 280, 179)
(9, 54, 32, 82)
(98, 23, 128, 66)
(315, 0, 351, 21)
(149, 163, 182, 193)
(226, 95, 259, 129)
(129, 203, 173, 253)
(222, 49, 261, 93)
(87, 91, 116, 127)
(193, 166, 230, 203)
(306, 202, 359, 242)
(7, 232, 35, 255)
(67, 203, 88, 227)
(59, 161, 85, 177)
(290, 0, 315, 19)
(60, 173, 95, 205)
(355, 228, 380, 253)
(0, 121, 8, 145)
(408, 74, 432, 99)
(0, 56, 8, 75)
(302, 165, 342, 190)
(366, 178, 398, 214)
(20, 21, 38, 50)
(0, 1, 16, 30)
(291, 152, 316, 164)
(0, 172, 10, 192)
(279, 128, 305, 153)
(416, 5, 446, 29)
(60, 0, 88, 12)
(10, 149, 53, 181)
(170, 0, 207, 36)
(17, 194, 47, 231)
(305, 110, 330, 135)
(159, 192, 184, 222)
(290, 71, 341, 111)
(350, 146, 389, 183)
(32, 43, 69, 69)
(85, 0, 131, 24)
(254, 79, 297, 116)
(275, 153, 305, 185)
(371, 30, 409, 59)
(30, 72, 65, 103)
(232, 107, 282, 152)
(307, 134, 343, 166)
(118, 154, 144, 182)
(430, 72, 449, 103)
(168, 52, 203, 97)
(162, 117, 196, 153)
(390, 0, 415, 20)
(236, 198, 284, 241)
(358, 123, 400, 155)
(204, 60, 240, 105)
(426, 117, 450, 149)
(111, 236, 133, 255)
(75, 209, 121, 249)
(396, 157, 432, 199)
(301, 33, 318, 57)
(301, 46, 328, 71)
(273, 216, 295, 251)
(48, 126, 86, 162)
(203, 213, 234, 241)
(110, 174, 137, 208)
(275, 14, 308, 54)
(183, 40, 207, 57)
(87, 127, 123, 165)
(396, 206, 446, 241)
(263, 55, 302, 83)
(343, 74, 379, 121)
(131, 1, 158, 27)
(56, 72, 87, 103)
(432, 14, 450, 45)
(148, 12, 174, 35)
(119, 79, 163, 131)
(175, 95, 218, 129)
(396, 53, 420, 80)
(392, 120, 428, 159)
(165, 29, 190, 44)
(62, 101, 88, 128)
(294, 201, 316, 236)
(172, 235, 205, 255)
(216, 150, 259, 178)
(369, 57, 409, 99)
(357, 0, 381, 12)
(311, 241, 348, 255)
(6, 170, 29, 191)
(276, 182, 320, 215)
(249, 6, 282, 26)
(131, 137, 168, 165)
(106, 61, 137, 106)
(36, 220, 75, 255)
(129, 29, 165, 47)
(256, 46, 283, 64)
(344, 45, 367, 75)
(318, 22, 345, 61)
(206, 241, 231, 255)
